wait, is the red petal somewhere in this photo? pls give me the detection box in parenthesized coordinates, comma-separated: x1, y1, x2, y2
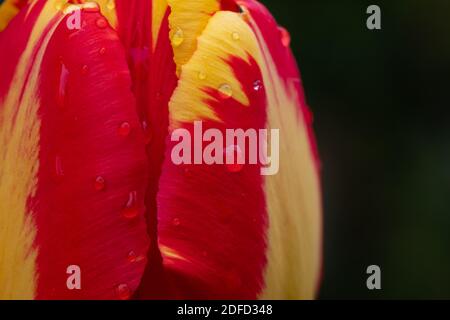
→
(0, 2, 150, 299)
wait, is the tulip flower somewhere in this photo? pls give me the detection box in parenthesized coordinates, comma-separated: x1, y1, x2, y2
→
(0, 0, 322, 300)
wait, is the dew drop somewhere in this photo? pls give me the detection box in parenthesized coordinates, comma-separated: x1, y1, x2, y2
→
(99, 47, 106, 55)
(106, 0, 116, 10)
(218, 84, 233, 99)
(81, 65, 89, 75)
(225, 145, 244, 173)
(128, 251, 137, 263)
(55, 156, 64, 178)
(253, 80, 263, 92)
(231, 32, 240, 41)
(172, 28, 184, 47)
(198, 71, 207, 80)
(122, 191, 139, 219)
(94, 176, 105, 191)
(278, 26, 291, 47)
(96, 17, 108, 29)
(172, 218, 181, 227)
(118, 122, 131, 137)
(115, 283, 131, 300)
(226, 163, 244, 173)
(55, 2, 63, 11)
(58, 64, 69, 107)
(128, 251, 145, 263)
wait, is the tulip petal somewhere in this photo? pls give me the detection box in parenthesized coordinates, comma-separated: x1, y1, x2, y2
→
(0, 1, 150, 299)
(167, 0, 220, 74)
(155, 9, 269, 299)
(156, 0, 322, 299)
(84, 0, 180, 299)
(167, 0, 241, 75)
(237, 0, 322, 299)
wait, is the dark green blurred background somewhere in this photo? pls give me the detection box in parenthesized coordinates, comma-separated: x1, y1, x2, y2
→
(259, 0, 450, 299)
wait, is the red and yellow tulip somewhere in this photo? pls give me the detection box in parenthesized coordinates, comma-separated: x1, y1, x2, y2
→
(0, 0, 322, 300)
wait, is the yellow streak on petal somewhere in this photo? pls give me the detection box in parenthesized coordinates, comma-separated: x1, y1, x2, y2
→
(169, 11, 261, 127)
(261, 78, 322, 299)
(167, 0, 220, 74)
(0, 1, 63, 299)
(246, 18, 322, 300)
(151, 0, 168, 51)
(159, 245, 188, 266)
(168, 5, 321, 299)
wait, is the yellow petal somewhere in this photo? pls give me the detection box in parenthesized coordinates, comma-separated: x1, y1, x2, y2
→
(168, 3, 322, 299)
(0, 0, 64, 299)
(169, 10, 261, 127)
(167, 0, 220, 74)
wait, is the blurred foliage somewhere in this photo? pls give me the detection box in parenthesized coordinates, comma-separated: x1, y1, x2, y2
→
(260, 0, 450, 299)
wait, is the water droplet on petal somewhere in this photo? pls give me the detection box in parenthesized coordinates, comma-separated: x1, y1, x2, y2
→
(253, 80, 263, 92)
(231, 32, 240, 41)
(58, 64, 69, 107)
(96, 17, 108, 29)
(94, 176, 105, 191)
(278, 26, 291, 47)
(55, 156, 64, 178)
(81, 65, 89, 75)
(128, 251, 137, 263)
(218, 84, 233, 99)
(115, 283, 131, 300)
(198, 71, 207, 80)
(172, 218, 181, 226)
(106, 0, 116, 10)
(225, 145, 244, 173)
(122, 191, 139, 219)
(99, 47, 106, 55)
(172, 27, 184, 47)
(226, 163, 244, 173)
(118, 122, 131, 137)
(55, 2, 63, 11)
(128, 251, 145, 263)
